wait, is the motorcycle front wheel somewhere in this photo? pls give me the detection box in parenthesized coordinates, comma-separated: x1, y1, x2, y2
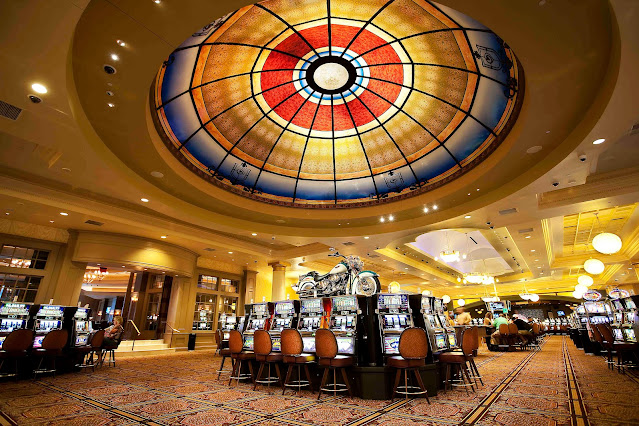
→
(353, 276, 380, 297)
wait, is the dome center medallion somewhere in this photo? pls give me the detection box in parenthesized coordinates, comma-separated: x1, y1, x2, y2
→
(306, 56, 357, 94)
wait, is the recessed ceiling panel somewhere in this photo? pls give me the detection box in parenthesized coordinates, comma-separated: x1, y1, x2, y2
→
(152, 0, 523, 207)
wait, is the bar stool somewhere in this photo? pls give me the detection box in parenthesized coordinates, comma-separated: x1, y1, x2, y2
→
(387, 327, 430, 402)
(598, 324, 638, 373)
(0, 329, 34, 380)
(465, 327, 483, 386)
(75, 330, 104, 372)
(315, 328, 353, 400)
(228, 330, 255, 386)
(33, 329, 68, 378)
(439, 327, 475, 393)
(591, 324, 614, 368)
(508, 323, 522, 349)
(215, 330, 233, 379)
(102, 333, 122, 367)
(281, 328, 315, 395)
(253, 330, 283, 391)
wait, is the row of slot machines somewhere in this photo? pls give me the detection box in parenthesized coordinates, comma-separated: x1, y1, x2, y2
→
(0, 302, 93, 349)
(543, 317, 570, 333)
(219, 294, 458, 366)
(571, 296, 638, 344)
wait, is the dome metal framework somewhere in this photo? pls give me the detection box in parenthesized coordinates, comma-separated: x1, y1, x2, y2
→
(153, 0, 523, 208)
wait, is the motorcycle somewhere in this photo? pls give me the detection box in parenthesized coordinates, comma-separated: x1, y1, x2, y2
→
(292, 252, 381, 298)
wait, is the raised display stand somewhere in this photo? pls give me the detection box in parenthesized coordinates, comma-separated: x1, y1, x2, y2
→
(350, 364, 439, 400)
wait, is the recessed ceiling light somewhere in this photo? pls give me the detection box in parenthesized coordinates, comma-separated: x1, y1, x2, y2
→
(531, 249, 536, 252)
(228, 251, 233, 254)
(117, 40, 126, 47)
(388, 215, 394, 221)
(59, 212, 68, 216)
(150, 171, 164, 178)
(404, 267, 408, 270)
(464, 215, 471, 219)
(162, 271, 165, 274)
(122, 265, 126, 268)
(423, 207, 429, 213)
(467, 193, 471, 196)
(251, 233, 257, 236)
(364, 236, 369, 239)
(49, 220, 54, 223)
(433, 205, 438, 210)
(535, 259, 539, 262)
(31, 83, 47, 94)
(525, 235, 531, 239)
(593, 138, 605, 145)
(380, 217, 385, 223)
(537, 266, 541, 269)
(160, 235, 167, 239)
(5, 212, 9, 216)
(526, 146, 543, 154)
(383, 259, 387, 262)
(140, 198, 149, 203)
(110, 54, 119, 61)
(107, 103, 115, 108)
(476, 188, 480, 191)
(154, 0, 161, 3)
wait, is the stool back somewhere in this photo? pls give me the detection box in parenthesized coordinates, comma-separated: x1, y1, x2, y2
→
(398, 327, 428, 359)
(281, 328, 303, 356)
(461, 327, 475, 356)
(315, 328, 338, 359)
(2, 328, 34, 352)
(228, 330, 244, 354)
(507, 323, 519, 336)
(470, 326, 479, 351)
(532, 323, 540, 336)
(42, 329, 68, 351)
(591, 324, 604, 344)
(254, 329, 272, 356)
(90, 330, 105, 349)
(215, 329, 222, 346)
(598, 323, 615, 344)
(498, 323, 509, 336)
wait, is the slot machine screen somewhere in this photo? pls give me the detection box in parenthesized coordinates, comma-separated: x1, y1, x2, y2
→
(275, 302, 294, 315)
(577, 305, 586, 314)
(613, 328, 624, 341)
(223, 332, 230, 340)
(426, 315, 438, 329)
(557, 311, 565, 317)
(301, 299, 321, 313)
(346, 316, 354, 327)
(584, 302, 597, 313)
(384, 335, 400, 354)
(612, 300, 624, 311)
(272, 338, 281, 351)
(448, 333, 457, 347)
(623, 329, 636, 342)
(33, 335, 46, 348)
(421, 297, 432, 313)
(336, 336, 355, 354)
(594, 302, 606, 313)
(490, 302, 505, 312)
(75, 335, 88, 346)
(399, 315, 408, 326)
(302, 336, 316, 352)
(625, 299, 637, 310)
(243, 335, 254, 350)
(253, 304, 267, 315)
(615, 313, 623, 323)
(0, 336, 5, 346)
(435, 334, 447, 349)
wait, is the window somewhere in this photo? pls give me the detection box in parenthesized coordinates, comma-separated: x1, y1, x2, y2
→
(219, 295, 237, 315)
(151, 275, 165, 289)
(0, 274, 41, 303)
(193, 293, 216, 330)
(145, 293, 161, 330)
(198, 275, 217, 290)
(220, 278, 238, 293)
(0, 245, 49, 270)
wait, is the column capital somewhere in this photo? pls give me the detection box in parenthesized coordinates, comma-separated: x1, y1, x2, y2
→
(268, 261, 290, 271)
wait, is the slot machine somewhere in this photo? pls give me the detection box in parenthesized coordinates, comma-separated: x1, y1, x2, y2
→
(374, 293, 414, 357)
(242, 302, 271, 350)
(268, 300, 299, 351)
(32, 305, 68, 348)
(417, 295, 448, 356)
(434, 298, 457, 349)
(327, 295, 363, 363)
(297, 298, 324, 352)
(218, 313, 237, 341)
(621, 296, 638, 343)
(237, 315, 246, 333)
(73, 307, 93, 346)
(0, 302, 32, 346)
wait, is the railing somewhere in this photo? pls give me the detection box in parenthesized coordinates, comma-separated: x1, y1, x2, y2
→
(166, 323, 184, 348)
(127, 319, 141, 351)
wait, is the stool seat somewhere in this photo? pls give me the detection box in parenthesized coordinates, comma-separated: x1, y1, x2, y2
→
(232, 351, 255, 360)
(387, 356, 425, 368)
(219, 348, 231, 356)
(613, 342, 638, 351)
(33, 348, 62, 355)
(256, 352, 283, 362)
(0, 350, 28, 358)
(284, 353, 315, 363)
(74, 345, 92, 354)
(319, 355, 353, 367)
(438, 352, 466, 363)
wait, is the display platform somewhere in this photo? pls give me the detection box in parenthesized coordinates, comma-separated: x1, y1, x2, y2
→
(350, 364, 438, 400)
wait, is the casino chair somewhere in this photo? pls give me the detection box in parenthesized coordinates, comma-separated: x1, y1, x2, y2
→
(253, 330, 283, 391)
(101, 332, 123, 368)
(597, 324, 638, 374)
(528, 323, 542, 351)
(32, 329, 68, 378)
(0, 329, 34, 380)
(496, 323, 512, 351)
(75, 329, 105, 372)
(465, 327, 484, 386)
(591, 324, 614, 369)
(228, 329, 255, 386)
(315, 328, 353, 400)
(215, 330, 233, 380)
(387, 327, 430, 402)
(439, 327, 476, 393)
(281, 328, 315, 395)
(508, 323, 523, 350)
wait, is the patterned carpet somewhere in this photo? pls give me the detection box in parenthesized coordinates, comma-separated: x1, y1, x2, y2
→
(0, 336, 637, 425)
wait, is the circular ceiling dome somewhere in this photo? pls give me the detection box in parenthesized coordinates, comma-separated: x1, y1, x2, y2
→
(152, 0, 523, 208)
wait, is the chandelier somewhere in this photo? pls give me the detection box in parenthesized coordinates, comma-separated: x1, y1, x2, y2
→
(439, 249, 460, 263)
(463, 272, 494, 285)
(84, 267, 108, 284)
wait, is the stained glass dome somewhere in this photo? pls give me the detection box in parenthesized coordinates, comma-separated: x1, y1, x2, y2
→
(153, 0, 523, 208)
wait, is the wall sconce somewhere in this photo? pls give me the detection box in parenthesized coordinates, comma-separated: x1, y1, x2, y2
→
(131, 292, 139, 302)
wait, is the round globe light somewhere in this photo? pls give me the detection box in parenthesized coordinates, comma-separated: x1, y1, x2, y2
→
(421, 289, 432, 296)
(584, 258, 604, 275)
(442, 295, 451, 304)
(575, 283, 589, 294)
(577, 275, 594, 287)
(457, 298, 466, 307)
(529, 294, 540, 302)
(592, 232, 622, 254)
(572, 290, 583, 299)
(389, 281, 401, 294)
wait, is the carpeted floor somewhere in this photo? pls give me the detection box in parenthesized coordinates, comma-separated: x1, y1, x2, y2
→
(0, 336, 638, 425)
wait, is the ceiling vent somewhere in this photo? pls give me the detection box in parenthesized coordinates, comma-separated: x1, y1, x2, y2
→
(0, 100, 22, 121)
(518, 228, 534, 234)
(629, 122, 639, 135)
(499, 207, 518, 216)
(342, 241, 355, 246)
(204, 247, 216, 252)
(368, 254, 379, 258)
(84, 220, 104, 226)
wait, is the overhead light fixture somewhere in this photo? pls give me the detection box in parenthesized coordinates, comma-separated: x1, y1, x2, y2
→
(49, 220, 54, 223)
(529, 294, 540, 302)
(457, 299, 466, 307)
(525, 235, 531, 239)
(59, 212, 68, 216)
(364, 236, 369, 239)
(464, 215, 471, 219)
(251, 233, 258, 236)
(107, 103, 115, 108)
(572, 290, 584, 299)
(117, 40, 126, 47)
(421, 290, 432, 296)
(592, 232, 622, 254)
(160, 235, 167, 239)
(592, 138, 605, 145)
(575, 283, 589, 294)
(423, 207, 429, 213)
(583, 258, 604, 274)
(531, 249, 536, 252)
(380, 217, 385, 223)
(442, 295, 451, 304)
(154, 0, 161, 3)
(388, 214, 394, 222)
(31, 83, 47, 94)
(439, 250, 460, 263)
(577, 275, 594, 287)
(228, 251, 233, 254)
(389, 281, 401, 294)
(433, 205, 438, 210)
(111, 54, 119, 61)
(140, 198, 149, 203)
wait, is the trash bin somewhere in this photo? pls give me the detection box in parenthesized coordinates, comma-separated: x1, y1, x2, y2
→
(188, 333, 196, 351)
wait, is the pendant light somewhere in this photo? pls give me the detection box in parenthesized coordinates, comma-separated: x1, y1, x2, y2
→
(584, 258, 604, 275)
(591, 212, 622, 254)
(577, 275, 594, 287)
